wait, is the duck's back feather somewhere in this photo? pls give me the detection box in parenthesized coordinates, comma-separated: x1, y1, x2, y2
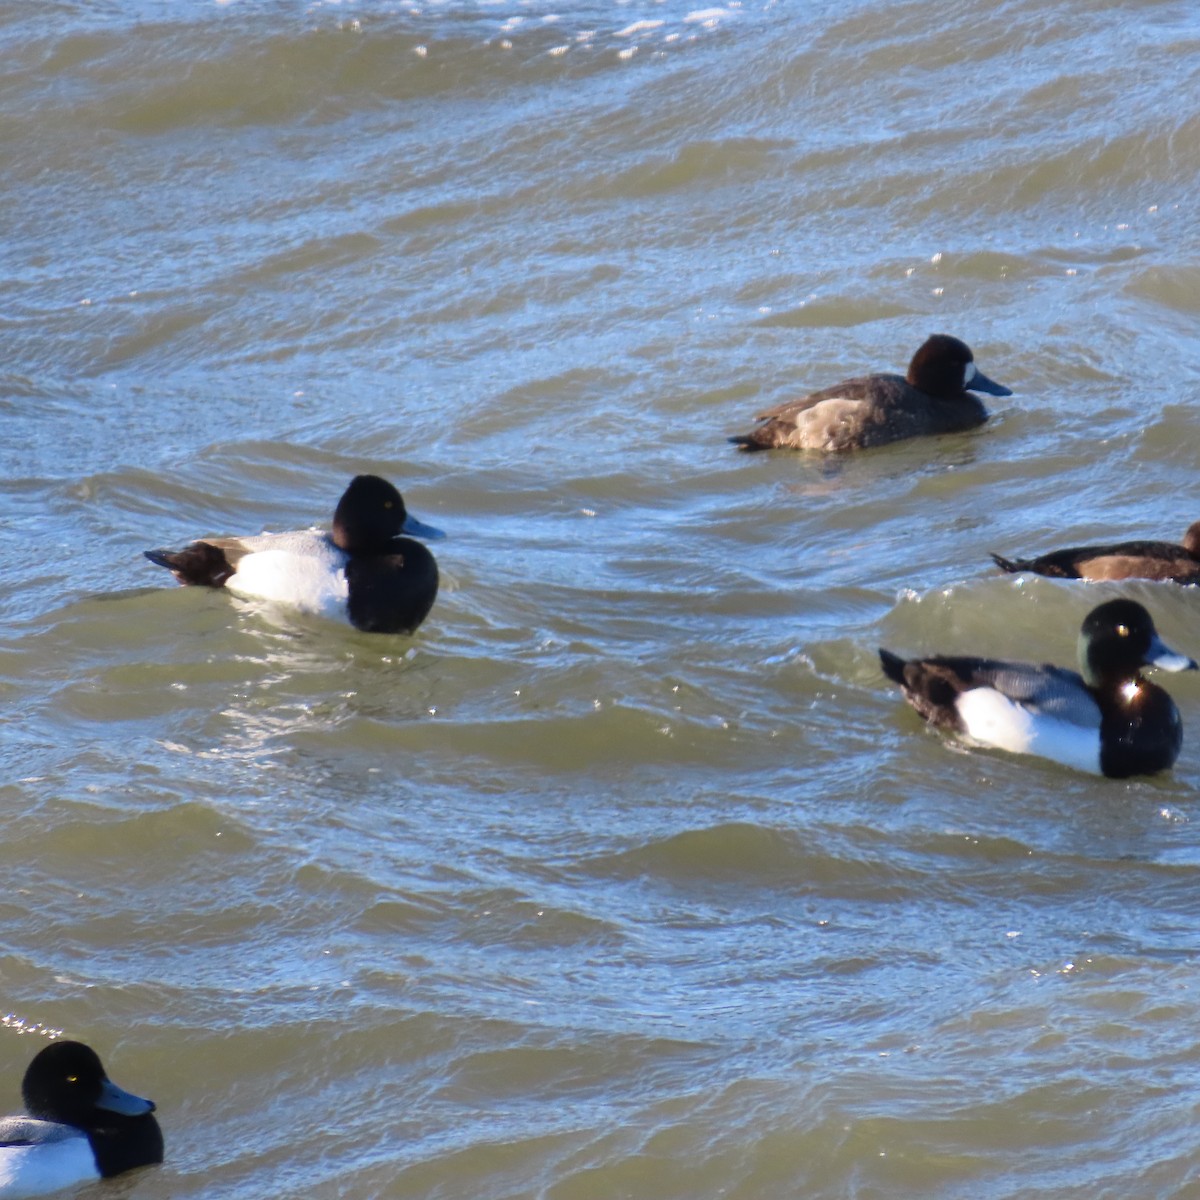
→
(0, 1118, 81, 1147)
(880, 651, 1102, 729)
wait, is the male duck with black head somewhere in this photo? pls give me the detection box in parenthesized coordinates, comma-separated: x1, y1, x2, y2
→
(0, 1041, 162, 1197)
(879, 599, 1196, 778)
(992, 521, 1200, 585)
(146, 474, 442, 634)
(730, 333, 1012, 453)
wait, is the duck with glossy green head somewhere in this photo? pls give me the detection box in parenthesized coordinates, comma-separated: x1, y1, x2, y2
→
(880, 599, 1196, 777)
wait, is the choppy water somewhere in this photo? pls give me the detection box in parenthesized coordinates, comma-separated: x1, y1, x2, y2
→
(3, 0, 1200, 1196)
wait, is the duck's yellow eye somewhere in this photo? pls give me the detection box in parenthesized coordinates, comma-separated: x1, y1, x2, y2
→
(384, 501, 393, 509)
(66, 1075, 77, 1083)
(1117, 624, 1130, 638)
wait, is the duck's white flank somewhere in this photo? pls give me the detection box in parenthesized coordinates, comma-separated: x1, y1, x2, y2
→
(0, 1132, 96, 1199)
(225, 535, 349, 618)
(955, 687, 1102, 775)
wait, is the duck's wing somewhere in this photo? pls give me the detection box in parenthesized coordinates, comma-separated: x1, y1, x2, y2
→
(882, 652, 1104, 772)
(187, 528, 331, 566)
(731, 376, 894, 452)
(978, 663, 1101, 725)
(145, 528, 331, 588)
(0, 1119, 98, 1198)
(748, 375, 879, 423)
(211, 529, 329, 558)
(223, 533, 348, 612)
(0, 1118, 82, 1147)
(882, 653, 1100, 729)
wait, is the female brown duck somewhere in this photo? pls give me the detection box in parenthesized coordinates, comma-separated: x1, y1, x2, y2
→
(729, 333, 1012, 453)
(992, 522, 1200, 585)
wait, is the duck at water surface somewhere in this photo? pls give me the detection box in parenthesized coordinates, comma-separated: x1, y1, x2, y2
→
(0, 1041, 162, 1197)
(729, 333, 1012, 453)
(879, 599, 1196, 778)
(992, 522, 1200, 585)
(145, 474, 442, 634)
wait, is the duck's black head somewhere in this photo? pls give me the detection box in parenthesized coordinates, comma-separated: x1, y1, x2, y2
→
(22, 1041, 156, 1131)
(332, 475, 444, 555)
(332, 475, 408, 554)
(1078, 598, 1197, 688)
(907, 334, 1012, 400)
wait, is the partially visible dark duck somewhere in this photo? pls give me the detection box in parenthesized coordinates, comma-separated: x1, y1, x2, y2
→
(729, 333, 1012, 453)
(992, 521, 1200, 585)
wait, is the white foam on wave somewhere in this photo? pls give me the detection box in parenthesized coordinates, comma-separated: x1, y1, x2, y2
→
(491, 0, 739, 60)
(685, 6, 738, 25)
(615, 19, 665, 37)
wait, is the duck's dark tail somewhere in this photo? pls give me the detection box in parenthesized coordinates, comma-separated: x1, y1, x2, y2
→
(144, 543, 234, 588)
(878, 648, 908, 685)
(727, 433, 768, 452)
(990, 552, 1026, 574)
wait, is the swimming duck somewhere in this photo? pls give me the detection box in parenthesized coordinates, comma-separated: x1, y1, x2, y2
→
(0, 1041, 162, 1197)
(145, 474, 442, 634)
(729, 333, 1012, 452)
(992, 522, 1200, 585)
(879, 598, 1196, 777)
